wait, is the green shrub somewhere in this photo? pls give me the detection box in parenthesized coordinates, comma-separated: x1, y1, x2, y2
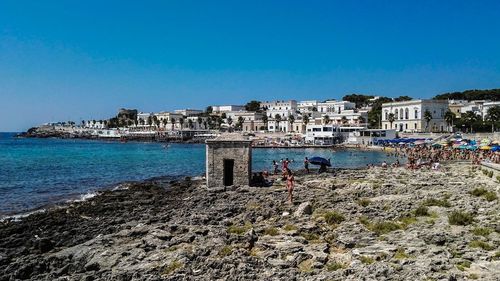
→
(470, 187, 488, 197)
(469, 273, 479, 280)
(357, 198, 371, 207)
(300, 232, 320, 241)
(370, 221, 402, 235)
(484, 191, 498, 202)
(359, 216, 370, 226)
(360, 256, 375, 264)
(162, 260, 183, 275)
(325, 262, 346, 271)
(218, 245, 232, 257)
(263, 227, 279, 236)
(424, 198, 451, 208)
(415, 205, 429, 216)
(227, 222, 252, 235)
(494, 251, 500, 261)
(398, 216, 417, 228)
(456, 260, 471, 271)
(283, 224, 297, 231)
(469, 240, 494, 251)
(488, 171, 494, 178)
(394, 248, 410, 259)
(448, 211, 474, 226)
(324, 211, 345, 225)
(471, 227, 492, 237)
(496, 175, 500, 182)
(470, 188, 497, 202)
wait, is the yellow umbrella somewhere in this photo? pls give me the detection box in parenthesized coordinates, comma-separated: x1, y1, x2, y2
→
(480, 146, 491, 150)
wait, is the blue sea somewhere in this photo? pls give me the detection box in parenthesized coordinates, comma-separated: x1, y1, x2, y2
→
(0, 132, 400, 216)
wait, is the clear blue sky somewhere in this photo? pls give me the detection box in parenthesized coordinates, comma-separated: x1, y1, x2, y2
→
(1, 0, 499, 131)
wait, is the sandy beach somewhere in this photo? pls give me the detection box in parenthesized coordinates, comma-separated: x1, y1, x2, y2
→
(0, 162, 499, 280)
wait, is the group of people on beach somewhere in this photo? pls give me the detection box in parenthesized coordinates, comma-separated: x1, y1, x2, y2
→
(378, 145, 500, 170)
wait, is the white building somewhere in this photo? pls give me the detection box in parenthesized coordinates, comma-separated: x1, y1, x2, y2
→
(262, 100, 298, 119)
(297, 100, 318, 114)
(211, 105, 245, 113)
(346, 129, 396, 145)
(225, 111, 264, 122)
(317, 100, 356, 114)
(84, 120, 106, 129)
(153, 112, 184, 129)
(174, 109, 203, 116)
(304, 124, 340, 145)
(321, 109, 369, 127)
(482, 101, 500, 119)
(184, 116, 209, 130)
(381, 100, 449, 132)
(137, 112, 153, 126)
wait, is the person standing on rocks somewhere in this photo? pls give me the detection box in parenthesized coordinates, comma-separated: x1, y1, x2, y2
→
(285, 168, 295, 204)
(304, 157, 310, 173)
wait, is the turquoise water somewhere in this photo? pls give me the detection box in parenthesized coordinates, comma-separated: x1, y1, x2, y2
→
(0, 133, 399, 216)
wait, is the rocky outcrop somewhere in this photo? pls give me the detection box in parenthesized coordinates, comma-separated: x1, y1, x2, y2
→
(0, 163, 499, 280)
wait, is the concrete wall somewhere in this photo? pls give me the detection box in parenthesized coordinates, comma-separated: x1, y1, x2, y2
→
(206, 140, 252, 188)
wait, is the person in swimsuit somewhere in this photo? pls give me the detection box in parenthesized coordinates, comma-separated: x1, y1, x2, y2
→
(285, 168, 295, 204)
(304, 157, 310, 173)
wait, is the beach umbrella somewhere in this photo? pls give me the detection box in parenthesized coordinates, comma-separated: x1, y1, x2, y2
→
(480, 146, 491, 150)
(308, 157, 332, 167)
(414, 140, 425, 145)
(491, 146, 500, 152)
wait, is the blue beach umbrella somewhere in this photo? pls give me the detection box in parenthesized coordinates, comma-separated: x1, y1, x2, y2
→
(308, 157, 332, 167)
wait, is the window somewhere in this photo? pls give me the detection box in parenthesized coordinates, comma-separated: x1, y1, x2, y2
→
(395, 109, 399, 120)
(414, 109, 418, 119)
(385, 124, 388, 129)
(405, 124, 408, 129)
(414, 123, 417, 129)
(405, 108, 409, 119)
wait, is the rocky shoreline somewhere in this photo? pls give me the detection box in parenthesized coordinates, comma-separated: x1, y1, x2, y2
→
(1, 163, 499, 280)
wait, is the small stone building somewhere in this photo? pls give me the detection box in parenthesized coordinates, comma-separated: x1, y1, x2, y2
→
(206, 134, 252, 188)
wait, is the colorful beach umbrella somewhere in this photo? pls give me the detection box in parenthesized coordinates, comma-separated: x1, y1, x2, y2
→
(480, 146, 491, 150)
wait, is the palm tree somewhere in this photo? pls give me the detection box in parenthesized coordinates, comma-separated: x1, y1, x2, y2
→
(388, 113, 395, 130)
(162, 119, 168, 128)
(274, 114, 282, 131)
(357, 116, 365, 126)
(171, 118, 176, 131)
(237, 116, 244, 130)
(341, 116, 348, 125)
(486, 106, 500, 132)
(197, 117, 203, 129)
(179, 118, 184, 130)
(203, 121, 208, 130)
(262, 115, 268, 126)
(188, 119, 193, 129)
(461, 111, 478, 133)
(81, 120, 86, 127)
(323, 115, 330, 125)
(147, 116, 153, 127)
(424, 110, 432, 132)
(303, 114, 310, 127)
(444, 110, 456, 132)
(288, 115, 295, 132)
(152, 116, 158, 128)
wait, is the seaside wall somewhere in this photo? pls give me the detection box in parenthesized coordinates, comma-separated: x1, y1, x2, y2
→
(206, 138, 252, 188)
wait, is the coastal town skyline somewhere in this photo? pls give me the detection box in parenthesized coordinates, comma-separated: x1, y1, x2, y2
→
(1, 1, 500, 131)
